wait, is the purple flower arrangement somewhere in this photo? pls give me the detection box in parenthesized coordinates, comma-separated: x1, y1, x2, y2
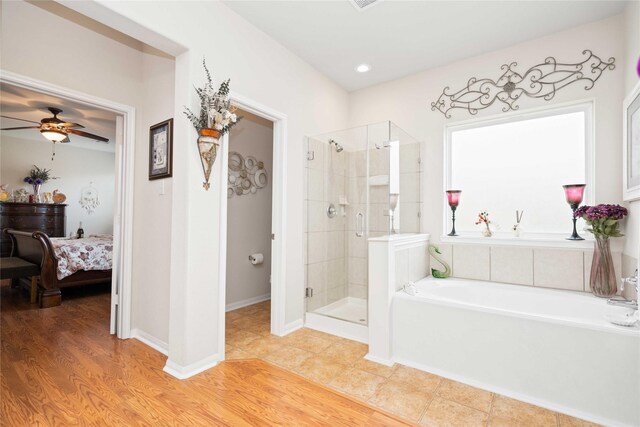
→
(23, 165, 57, 187)
(574, 204, 628, 238)
(23, 177, 44, 185)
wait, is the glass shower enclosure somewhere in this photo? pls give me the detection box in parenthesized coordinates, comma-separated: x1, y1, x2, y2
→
(304, 121, 421, 330)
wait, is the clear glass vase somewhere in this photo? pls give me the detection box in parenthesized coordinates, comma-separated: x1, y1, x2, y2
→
(589, 235, 617, 297)
(32, 184, 42, 203)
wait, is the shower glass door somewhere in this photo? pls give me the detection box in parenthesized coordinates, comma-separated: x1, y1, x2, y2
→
(304, 121, 420, 326)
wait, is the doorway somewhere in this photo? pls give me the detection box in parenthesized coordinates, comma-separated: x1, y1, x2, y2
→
(0, 70, 135, 338)
(217, 93, 288, 359)
(224, 108, 274, 343)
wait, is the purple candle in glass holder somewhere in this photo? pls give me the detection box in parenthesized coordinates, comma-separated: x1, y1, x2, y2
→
(562, 184, 586, 240)
(563, 184, 585, 205)
(446, 190, 461, 236)
(446, 190, 461, 207)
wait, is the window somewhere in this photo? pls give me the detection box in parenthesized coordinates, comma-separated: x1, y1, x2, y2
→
(445, 102, 592, 238)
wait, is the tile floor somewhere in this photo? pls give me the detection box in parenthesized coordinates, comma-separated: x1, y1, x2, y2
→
(225, 301, 600, 427)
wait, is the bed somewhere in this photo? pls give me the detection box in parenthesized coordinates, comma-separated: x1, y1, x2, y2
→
(4, 229, 113, 308)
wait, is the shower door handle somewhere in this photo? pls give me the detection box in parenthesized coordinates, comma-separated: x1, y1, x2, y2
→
(355, 212, 364, 237)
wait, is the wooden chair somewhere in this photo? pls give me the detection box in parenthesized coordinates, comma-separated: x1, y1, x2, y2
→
(1, 231, 41, 303)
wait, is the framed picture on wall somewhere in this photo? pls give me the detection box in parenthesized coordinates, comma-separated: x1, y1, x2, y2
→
(149, 118, 173, 180)
(624, 82, 640, 201)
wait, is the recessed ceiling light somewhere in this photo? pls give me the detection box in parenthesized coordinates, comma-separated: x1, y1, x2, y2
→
(356, 64, 370, 73)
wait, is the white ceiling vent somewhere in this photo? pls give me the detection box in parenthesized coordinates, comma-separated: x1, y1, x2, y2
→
(349, 0, 382, 12)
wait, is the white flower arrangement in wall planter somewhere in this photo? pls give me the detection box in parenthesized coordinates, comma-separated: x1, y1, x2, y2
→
(184, 59, 240, 190)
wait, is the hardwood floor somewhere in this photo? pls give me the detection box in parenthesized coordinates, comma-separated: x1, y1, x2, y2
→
(0, 283, 412, 426)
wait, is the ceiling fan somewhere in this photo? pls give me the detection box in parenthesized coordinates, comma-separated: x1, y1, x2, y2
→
(0, 107, 109, 143)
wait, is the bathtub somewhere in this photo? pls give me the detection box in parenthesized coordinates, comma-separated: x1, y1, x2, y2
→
(392, 277, 640, 426)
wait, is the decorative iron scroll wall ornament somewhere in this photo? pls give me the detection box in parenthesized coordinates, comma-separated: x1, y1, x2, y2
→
(431, 50, 615, 118)
(227, 151, 268, 198)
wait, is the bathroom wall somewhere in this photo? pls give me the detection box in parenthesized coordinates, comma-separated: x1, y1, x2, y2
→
(622, 1, 640, 299)
(0, 134, 116, 236)
(226, 111, 274, 310)
(348, 15, 628, 290)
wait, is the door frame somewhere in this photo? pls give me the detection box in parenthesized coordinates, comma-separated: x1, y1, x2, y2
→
(218, 91, 288, 357)
(0, 70, 135, 338)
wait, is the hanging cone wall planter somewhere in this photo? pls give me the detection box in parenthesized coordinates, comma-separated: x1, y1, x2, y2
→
(197, 128, 221, 190)
(184, 59, 239, 191)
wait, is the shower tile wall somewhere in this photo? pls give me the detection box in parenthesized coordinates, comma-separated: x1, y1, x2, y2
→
(306, 138, 347, 311)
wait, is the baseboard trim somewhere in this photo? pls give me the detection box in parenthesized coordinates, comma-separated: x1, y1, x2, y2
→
(225, 294, 271, 312)
(364, 353, 394, 367)
(163, 353, 221, 380)
(393, 356, 627, 427)
(279, 318, 303, 336)
(131, 328, 168, 356)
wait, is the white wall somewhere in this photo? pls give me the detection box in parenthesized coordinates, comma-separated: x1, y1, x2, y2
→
(129, 49, 175, 346)
(1, 1, 175, 346)
(623, 1, 640, 282)
(226, 112, 273, 308)
(348, 15, 627, 286)
(0, 135, 115, 235)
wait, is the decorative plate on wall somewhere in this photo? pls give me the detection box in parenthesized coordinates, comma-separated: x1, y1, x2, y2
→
(227, 151, 268, 198)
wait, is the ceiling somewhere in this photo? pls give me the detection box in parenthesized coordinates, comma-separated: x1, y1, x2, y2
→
(223, 0, 628, 91)
(0, 83, 117, 153)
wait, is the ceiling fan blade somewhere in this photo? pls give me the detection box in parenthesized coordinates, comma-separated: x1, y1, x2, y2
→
(60, 136, 71, 143)
(0, 115, 41, 124)
(61, 122, 85, 129)
(1, 126, 41, 130)
(67, 128, 109, 142)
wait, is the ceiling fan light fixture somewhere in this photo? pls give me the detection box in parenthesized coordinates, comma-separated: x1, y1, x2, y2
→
(40, 129, 67, 142)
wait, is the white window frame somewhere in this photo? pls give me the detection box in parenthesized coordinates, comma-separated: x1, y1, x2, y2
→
(442, 99, 595, 247)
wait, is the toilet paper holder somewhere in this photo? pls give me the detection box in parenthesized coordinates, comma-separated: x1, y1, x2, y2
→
(248, 253, 264, 265)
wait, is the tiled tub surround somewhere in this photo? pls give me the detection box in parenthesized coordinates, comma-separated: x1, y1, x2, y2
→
(393, 277, 640, 426)
(368, 234, 431, 364)
(431, 244, 623, 292)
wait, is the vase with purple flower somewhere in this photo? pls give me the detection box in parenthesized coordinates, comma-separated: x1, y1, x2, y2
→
(23, 165, 57, 203)
(574, 204, 629, 297)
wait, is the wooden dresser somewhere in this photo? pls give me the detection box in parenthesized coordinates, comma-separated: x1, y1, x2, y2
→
(0, 203, 67, 257)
